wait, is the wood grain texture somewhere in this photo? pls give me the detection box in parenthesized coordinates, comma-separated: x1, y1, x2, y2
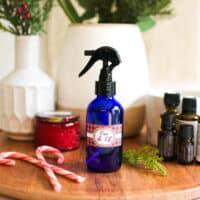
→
(0, 131, 200, 200)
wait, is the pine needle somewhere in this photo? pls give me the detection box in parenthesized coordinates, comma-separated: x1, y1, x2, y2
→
(123, 146, 167, 176)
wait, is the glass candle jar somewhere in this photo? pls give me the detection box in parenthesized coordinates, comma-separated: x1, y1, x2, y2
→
(34, 111, 80, 151)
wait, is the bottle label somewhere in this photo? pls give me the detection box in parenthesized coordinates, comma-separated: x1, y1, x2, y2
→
(178, 119, 198, 156)
(87, 123, 122, 147)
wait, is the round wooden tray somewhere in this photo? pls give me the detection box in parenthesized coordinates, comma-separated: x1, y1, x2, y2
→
(0, 131, 200, 200)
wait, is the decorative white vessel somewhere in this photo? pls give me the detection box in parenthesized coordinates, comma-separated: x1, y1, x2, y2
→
(0, 36, 55, 141)
(58, 24, 149, 137)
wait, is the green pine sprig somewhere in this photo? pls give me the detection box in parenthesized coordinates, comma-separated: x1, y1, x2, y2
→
(0, 0, 54, 35)
(123, 146, 167, 176)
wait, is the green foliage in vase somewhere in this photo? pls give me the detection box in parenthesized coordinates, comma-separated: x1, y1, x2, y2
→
(123, 146, 167, 176)
(57, 0, 172, 31)
(0, 0, 53, 35)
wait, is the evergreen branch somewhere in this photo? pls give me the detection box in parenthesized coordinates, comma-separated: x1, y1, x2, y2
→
(0, 16, 20, 35)
(0, 22, 15, 34)
(123, 146, 167, 176)
(8, 25, 18, 35)
(0, 0, 54, 35)
(57, 0, 82, 23)
(42, 0, 54, 22)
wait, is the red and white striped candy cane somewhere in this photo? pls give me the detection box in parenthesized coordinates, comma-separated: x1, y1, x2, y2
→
(0, 158, 15, 166)
(36, 146, 64, 192)
(35, 146, 85, 183)
(0, 151, 85, 184)
(51, 165, 85, 183)
(0, 152, 40, 169)
(36, 146, 64, 165)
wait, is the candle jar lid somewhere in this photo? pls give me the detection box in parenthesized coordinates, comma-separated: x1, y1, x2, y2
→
(35, 111, 79, 124)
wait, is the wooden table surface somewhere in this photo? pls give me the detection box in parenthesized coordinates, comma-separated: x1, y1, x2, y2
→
(0, 131, 200, 200)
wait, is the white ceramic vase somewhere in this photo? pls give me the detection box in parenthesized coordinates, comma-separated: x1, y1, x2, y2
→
(58, 24, 149, 137)
(0, 36, 55, 141)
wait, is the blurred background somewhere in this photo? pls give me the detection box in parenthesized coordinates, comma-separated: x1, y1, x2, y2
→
(1, 0, 200, 90)
(1, 0, 200, 141)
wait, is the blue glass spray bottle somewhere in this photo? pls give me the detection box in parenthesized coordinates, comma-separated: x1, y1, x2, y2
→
(79, 46, 123, 172)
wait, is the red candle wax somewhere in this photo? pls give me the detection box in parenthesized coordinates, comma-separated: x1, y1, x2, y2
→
(34, 111, 80, 151)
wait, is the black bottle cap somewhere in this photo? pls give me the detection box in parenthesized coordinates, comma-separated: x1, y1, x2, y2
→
(182, 97, 197, 114)
(79, 46, 121, 96)
(179, 124, 194, 140)
(161, 112, 176, 130)
(95, 81, 116, 96)
(164, 93, 180, 108)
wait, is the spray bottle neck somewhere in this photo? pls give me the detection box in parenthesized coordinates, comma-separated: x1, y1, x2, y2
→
(95, 59, 116, 96)
(95, 80, 116, 96)
(96, 95, 114, 99)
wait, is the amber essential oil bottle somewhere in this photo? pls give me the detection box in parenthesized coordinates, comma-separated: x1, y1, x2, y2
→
(158, 112, 176, 161)
(177, 97, 198, 156)
(161, 93, 180, 156)
(177, 124, 194, 164)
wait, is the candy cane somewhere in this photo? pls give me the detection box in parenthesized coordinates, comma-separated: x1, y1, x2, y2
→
(51, 165, 85, 183)
(0, 158, 15, 166)
(36, 146, 63, 192)
(0, 151, 85, 183)
(35, 146, 85, 183)
(35, 146, 85, 182)
(36, 146, 64, 165)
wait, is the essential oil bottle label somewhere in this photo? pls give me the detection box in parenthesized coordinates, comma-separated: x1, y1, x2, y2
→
(178, 119, 198, 156)
(87, 123, 122, 147)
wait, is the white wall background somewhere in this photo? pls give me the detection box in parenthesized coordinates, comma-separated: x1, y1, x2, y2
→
(1, 0, 200, 91)
(0, 33, 14, 79)
(143, 0, 200, 90)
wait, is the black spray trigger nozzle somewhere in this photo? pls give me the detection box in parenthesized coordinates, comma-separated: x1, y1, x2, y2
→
(85, 50, 95, 56)
(79, 46, 121, 77)
(79, 46, 121, 96)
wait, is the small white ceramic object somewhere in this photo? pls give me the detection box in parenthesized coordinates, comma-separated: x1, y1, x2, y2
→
(0, 36, 55, 141)
(58, 24, 149, 137)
